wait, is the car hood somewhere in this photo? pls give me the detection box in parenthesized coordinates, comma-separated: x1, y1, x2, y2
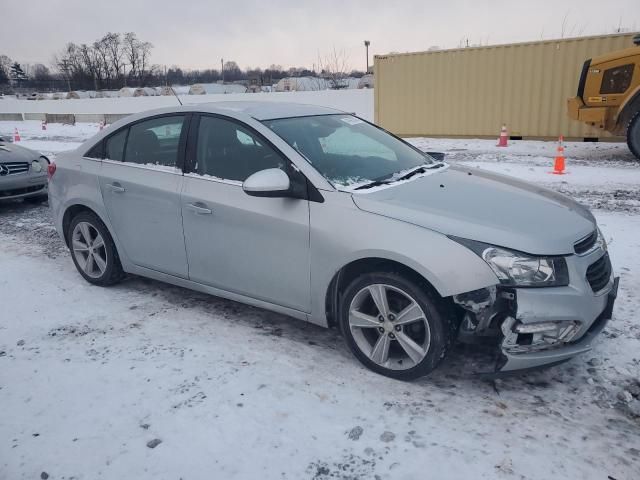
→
(0, 142, 40, 163)
(351, 166, 595, 255)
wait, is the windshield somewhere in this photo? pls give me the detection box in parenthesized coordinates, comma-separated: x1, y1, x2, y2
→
(263, 114, 433, 188)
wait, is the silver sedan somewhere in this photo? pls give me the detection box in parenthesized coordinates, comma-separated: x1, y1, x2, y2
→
(48, 102, 618, 379)
(0, 136, 49, 203)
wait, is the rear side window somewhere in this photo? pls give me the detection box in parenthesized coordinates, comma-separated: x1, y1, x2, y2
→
(105, 129, 127, 161)
(124, 115, 185, 167)
(85, 142, 104, 159)
(600, 64, 634, 94)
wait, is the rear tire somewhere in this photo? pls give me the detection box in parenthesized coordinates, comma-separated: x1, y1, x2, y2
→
(626, 110, 640, 161)
(68, 211, 124, 286)
(339, 272, 455, 380)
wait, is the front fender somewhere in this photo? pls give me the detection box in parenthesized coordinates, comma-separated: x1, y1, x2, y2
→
(308, 191, 498, 326)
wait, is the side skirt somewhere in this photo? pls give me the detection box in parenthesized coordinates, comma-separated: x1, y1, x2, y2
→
(125, 264, 312, 324)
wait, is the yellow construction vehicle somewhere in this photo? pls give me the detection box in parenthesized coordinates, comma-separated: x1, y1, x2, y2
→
(568, 34, 640, 159)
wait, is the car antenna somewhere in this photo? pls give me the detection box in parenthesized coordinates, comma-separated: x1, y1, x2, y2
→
(171, 87, 183, 106)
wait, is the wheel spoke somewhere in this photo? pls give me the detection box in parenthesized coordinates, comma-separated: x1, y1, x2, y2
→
(395, 331, 427, 364)
(79, 223, 93, 245)
(368, 284, 389, 317)
(349, 310, 381, 328)
(93, 252, 107, 273)
(394, 301, 424, 326)
(370, 333, 391, 364)
(92, 235, 104, 250)
(72, 239, 90, 252)
(76, 252, 88, 271)
(84, 253, 95, 275)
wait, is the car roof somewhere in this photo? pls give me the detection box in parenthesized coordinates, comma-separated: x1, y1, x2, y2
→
(191, 101, 347, 120)
(77, 101, 351, 157)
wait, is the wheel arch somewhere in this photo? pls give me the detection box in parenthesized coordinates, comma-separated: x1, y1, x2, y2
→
(615, 85, 640, 135)
(324, 257, 445, 328)
(61, 203, 115, 249)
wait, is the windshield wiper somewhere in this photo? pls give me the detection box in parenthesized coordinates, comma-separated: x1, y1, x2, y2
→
(353, 180, 390, 190)
(393, 163, 445, 182)
(353, 163, 446, 190)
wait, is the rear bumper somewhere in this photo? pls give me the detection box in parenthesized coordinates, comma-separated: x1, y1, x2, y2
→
(497, 276, 618, 372)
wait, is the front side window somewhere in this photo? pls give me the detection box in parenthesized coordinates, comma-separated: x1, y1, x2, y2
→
(264, 115, 432, 188)
(194, 116, 285, 182)
(600, 64, 634, 94)
(124, 115, 185, 167)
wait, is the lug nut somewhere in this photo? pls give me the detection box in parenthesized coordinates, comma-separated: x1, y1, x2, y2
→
(394, 325, 401, 332)
(388, 314, 395, 321)
(389, 333, 395, 339)
(378, 327, 384, 333)
(378, 315, 384, 321)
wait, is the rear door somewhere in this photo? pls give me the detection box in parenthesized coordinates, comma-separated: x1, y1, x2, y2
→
(181, 114, 311, 312)
(98, 114, 189, 278)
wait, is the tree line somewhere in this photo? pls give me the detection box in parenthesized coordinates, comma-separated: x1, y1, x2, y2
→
(0, 32, 365, 94)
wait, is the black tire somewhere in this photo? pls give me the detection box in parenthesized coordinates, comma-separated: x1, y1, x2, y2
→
(339, 272, 456, 381)
(627, 110, 640, 161)
(68, 211, 125, 286)
(23, 193, 49, 204)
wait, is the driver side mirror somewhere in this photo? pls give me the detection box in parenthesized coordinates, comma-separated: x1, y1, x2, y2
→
(243, 168, 291, 198)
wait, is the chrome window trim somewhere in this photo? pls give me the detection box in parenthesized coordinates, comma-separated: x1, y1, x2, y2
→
(184, 171, 243, 187)
(101, 157, 184, 176)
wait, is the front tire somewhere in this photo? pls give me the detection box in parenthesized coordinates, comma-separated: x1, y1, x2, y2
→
(339, 272, 455, 380)
(626, 110, 640, 161)
(68, 211, 124, 286)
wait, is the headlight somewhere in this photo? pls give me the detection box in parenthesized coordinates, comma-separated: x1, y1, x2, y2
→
(451, 237, 569, 287)
(596, 227, 607, 252)
(32, 157, 49, 174)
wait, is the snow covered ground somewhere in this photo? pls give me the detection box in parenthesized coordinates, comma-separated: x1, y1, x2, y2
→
(1, 125, 639, 480)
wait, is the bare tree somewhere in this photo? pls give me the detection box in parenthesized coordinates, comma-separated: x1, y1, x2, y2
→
(102, 33, 125, 84)
(317, 47, 350, 89)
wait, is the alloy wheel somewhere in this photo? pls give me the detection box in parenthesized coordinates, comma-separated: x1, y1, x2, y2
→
(71, 221, 108, 279)
(348, 283, 431, 370)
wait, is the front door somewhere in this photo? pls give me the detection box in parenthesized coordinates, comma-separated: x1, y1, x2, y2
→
(181, 114, 311, 312)
(99, 114, 189, 278)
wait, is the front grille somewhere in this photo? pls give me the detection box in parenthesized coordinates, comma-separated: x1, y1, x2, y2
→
(1, 162, 30, 175)
(574, 230, 597, 255)
(586, 253, 612, 293)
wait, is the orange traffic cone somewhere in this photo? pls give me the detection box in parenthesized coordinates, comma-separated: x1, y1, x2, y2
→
(41, 120, 47, 131)
(13, 127, 20, 142)
(497, 124, 508, 147)
(550, 135, 566, 175)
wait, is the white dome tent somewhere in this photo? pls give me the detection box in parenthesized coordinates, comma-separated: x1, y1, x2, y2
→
(188, 83, 247, 95)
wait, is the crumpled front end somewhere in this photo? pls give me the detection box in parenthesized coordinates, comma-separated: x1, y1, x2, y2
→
(453, 244, 619, 374)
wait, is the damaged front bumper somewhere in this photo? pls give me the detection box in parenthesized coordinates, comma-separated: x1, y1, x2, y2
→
(453, 249, 619, 374)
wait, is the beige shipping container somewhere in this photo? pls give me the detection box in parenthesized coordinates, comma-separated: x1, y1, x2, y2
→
(374, 32, 637, 140)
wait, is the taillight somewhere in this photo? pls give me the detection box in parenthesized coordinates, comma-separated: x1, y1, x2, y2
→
(47, 162, 56, 179)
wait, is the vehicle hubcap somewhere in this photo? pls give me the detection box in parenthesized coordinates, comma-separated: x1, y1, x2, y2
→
(348, 283, 431, 370)
(72, 222, 107, 279)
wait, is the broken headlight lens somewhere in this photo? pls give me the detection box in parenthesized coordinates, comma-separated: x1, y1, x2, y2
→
(451, 237, 569, 287)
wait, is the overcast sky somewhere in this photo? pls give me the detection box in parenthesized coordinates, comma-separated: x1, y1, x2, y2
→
(2, 0, 638, 71)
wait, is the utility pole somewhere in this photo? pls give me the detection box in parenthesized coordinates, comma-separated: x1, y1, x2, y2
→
(364, 40, 370, 73)
(221, 58, 224, 83)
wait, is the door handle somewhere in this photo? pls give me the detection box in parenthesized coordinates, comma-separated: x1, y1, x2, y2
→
(187, 202, 212, 215)
(107, 183, 125, 193)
